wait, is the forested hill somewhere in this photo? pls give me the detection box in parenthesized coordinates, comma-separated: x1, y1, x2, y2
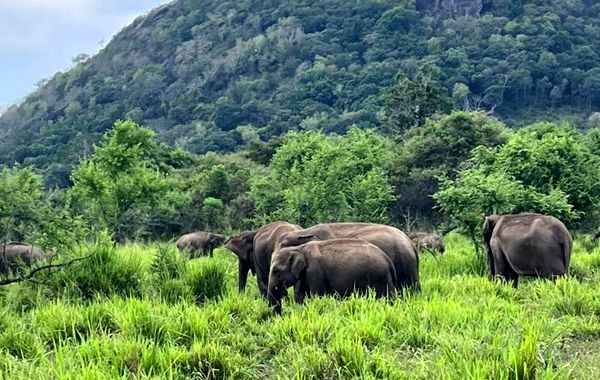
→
(3, 0, 600, 183)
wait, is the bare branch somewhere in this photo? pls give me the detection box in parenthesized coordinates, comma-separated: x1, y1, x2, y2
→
(0, 254, 92, 286)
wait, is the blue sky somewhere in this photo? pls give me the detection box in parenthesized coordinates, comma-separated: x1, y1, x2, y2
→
(0, 0, 168, 110)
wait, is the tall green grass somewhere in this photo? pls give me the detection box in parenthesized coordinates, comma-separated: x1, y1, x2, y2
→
(0, 233, 599, 378)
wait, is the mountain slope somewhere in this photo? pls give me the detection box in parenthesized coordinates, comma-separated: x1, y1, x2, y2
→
(2, 0, 600, 186)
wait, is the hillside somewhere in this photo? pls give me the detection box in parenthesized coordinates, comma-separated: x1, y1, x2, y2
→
(2, 0, 600, 185)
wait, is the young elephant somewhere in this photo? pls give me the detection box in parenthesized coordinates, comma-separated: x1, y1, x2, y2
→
(0, 242, 44, 276)
(225, 221, 301, 296)
(407, 232, 445, 255)
(176, 231, 225, 258)
(483, 213, 572, 287)
(277, 223, 419, 292)
(268, 239, 396, 314)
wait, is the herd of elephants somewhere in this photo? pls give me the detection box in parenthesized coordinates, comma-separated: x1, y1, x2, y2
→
(1, 213, 572, 314)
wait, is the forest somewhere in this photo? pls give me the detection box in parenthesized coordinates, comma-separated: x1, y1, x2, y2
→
(3, 0, 600, 187)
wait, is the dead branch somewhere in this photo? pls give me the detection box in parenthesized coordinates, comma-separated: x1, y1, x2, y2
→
(0, 254, 92, 286)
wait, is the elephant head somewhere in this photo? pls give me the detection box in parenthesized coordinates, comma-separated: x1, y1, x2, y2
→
(225, 230, 256, 261)
(267, 247, 307, 314)
(209, 234, 226, 248)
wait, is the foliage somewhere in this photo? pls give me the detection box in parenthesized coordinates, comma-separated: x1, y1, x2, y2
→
(381, 63, 453, 134)
(5, 1, 600, 182)
(0, 166, 88, 251)
(392, 111, 510, 227)
(251, 128, 395, 225)
(69, 121, 181, 241)
(434, 122, 600, 233)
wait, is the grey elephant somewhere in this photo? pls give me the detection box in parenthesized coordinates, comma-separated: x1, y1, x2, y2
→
(225, 221, 301, 296)
(176, 231, 225, 258)
(0, 242, 44, 276)
(407, 232, 445, 255)
(483, 213, 572, 287)
(277, 223, 419, 292)
(268, 239, 396, 314)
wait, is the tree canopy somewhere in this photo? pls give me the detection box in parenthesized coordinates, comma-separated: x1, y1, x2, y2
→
(3, 0, 600, 186)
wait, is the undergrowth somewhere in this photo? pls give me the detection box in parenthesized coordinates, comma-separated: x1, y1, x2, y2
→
(0, 233, 599, 379)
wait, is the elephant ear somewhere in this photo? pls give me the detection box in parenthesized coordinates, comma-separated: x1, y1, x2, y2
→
(290, 251, 307, 278)
(210, 234, 226, 246)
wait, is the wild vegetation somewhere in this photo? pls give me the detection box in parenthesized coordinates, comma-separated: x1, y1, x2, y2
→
(4, 0, 600, 185)
(2, 0, 600, 378)
(0, 235, 599, 378)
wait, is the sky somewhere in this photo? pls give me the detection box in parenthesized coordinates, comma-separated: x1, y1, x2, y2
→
(0, 0, 168, 110)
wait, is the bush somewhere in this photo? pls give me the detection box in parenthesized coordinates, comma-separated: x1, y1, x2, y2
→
(185, 261, 228, 305)
(150, 244, 187, 282)
(42, 235, 145, 301)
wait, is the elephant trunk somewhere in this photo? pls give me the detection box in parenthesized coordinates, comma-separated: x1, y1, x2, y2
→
(267, 284, 283, 314)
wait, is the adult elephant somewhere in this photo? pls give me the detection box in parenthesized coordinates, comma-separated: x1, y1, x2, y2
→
(225, 221, 301, 296)
(407, 232, 445, 255)
(278, 223, 419, 291)
(0, 242, 44, 276)
(268, 239, 396, 314)
(483, 213, 572, 287)
(176, 231, 225, 258)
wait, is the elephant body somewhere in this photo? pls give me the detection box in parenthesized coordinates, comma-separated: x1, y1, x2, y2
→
(0, 242, 44, 276)
(407, 232, 445, 255)
(483, 213, 572, 287)
(176, 231, 225, 258)
(225, 221, 301, 296)
(268, 239, 396, 313)
(278, 223, 419, 291)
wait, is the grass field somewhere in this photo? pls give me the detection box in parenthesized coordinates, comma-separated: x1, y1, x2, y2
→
(0, 234, 599, 379)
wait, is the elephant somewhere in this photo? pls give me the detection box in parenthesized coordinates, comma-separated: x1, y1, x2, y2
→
(407, 232, 445, 255)
(0, 242, 44, 276)
(225, 221, 301, 296)
(483, 213, 572, 287)
(277, 223, 419, 292)
(176, 231, 225, 258)
(267, 239, 396, 314)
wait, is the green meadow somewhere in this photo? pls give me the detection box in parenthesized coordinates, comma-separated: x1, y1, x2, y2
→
(1, 234, 599, 379)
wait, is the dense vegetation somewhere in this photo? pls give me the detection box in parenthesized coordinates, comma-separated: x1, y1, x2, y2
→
(4, 0, 600, 184)
(1, 236, 600, 378)
(3, 1, 600, 376)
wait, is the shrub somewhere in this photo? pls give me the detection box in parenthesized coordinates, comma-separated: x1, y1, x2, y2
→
(185, 260, 227, 304)
(43, 234, 145, 300)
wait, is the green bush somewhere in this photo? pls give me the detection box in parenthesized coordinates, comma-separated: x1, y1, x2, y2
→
(150, 244, 187, 282)
(185, 260, 227, 305)
(43, 236, 145, 301)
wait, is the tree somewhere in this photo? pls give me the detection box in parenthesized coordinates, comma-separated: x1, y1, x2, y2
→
(0, 166, 87, 250)
(70, 120, 174, 241)
(391, 111, 510, 226)
(434, 122, 600, 234)
(251, 128, 395, 226)
(380, 63, 453, 135)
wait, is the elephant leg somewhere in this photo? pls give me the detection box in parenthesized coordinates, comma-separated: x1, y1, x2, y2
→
(508, 272, 519, 288)
(493, 250, 519, 287)
(307, 278, 328, 297)
(487, 250, 496, 278)
(293, 282, 307, 304)
(238, 260, 251, 292)
(258, 279, 268, 299)
(208, 246, 214, 257)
